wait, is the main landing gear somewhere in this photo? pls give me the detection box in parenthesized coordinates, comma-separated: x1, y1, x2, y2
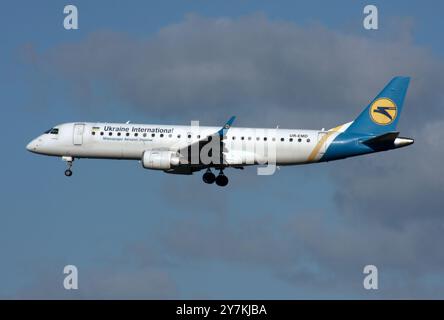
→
(202, 169, 216, 184)
(62, 156, 74, 177)
(202, 169, 228, 187)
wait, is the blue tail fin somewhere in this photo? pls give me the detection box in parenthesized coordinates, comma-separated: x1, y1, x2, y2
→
(346, 77, 410, 135)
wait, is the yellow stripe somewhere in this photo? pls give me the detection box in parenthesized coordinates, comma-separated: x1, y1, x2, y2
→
(307, 125, 343, 162)
(329, 124, 343, 131)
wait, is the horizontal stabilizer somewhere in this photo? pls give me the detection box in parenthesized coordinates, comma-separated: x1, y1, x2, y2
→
(362, 132, 399, 150)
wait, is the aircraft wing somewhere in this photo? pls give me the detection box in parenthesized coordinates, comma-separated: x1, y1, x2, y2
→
(177, 116, 236, 167)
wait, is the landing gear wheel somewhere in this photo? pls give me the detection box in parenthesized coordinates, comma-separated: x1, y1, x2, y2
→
(202, 170, 216, 184)
(215, 173, 229, 187)
(62, 156, 74, 177)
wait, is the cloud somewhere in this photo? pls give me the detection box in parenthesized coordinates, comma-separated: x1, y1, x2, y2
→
(331, 122, 444, 226)
(30, 13, 443, 128)
(158, 204, 444, 298)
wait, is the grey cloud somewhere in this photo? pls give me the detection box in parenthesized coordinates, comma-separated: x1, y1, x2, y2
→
(30, 13, 443, 128)
(158, 205, 444, 298)
(331, 120, 444, 226)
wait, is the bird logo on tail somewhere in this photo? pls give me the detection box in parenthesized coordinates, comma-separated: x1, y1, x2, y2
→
(370, 98, 397, 125)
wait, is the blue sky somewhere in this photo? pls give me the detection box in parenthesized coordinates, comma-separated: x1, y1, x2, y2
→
(1, 0, 444, 299)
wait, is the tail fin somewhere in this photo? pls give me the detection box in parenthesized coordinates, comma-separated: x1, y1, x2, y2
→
(346, 76, 410, 135)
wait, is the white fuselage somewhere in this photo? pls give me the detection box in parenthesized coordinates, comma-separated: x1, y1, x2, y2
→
(26, 122, 348, 167)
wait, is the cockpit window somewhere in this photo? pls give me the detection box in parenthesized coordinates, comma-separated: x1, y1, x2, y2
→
(45, 128, 59, 134)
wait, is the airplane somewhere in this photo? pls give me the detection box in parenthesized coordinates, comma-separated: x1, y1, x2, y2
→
(26, 76, 414, 187)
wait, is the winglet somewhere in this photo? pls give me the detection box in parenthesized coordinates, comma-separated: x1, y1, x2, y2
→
(225, 116, 236, 129)
(218, 116, 236, 136)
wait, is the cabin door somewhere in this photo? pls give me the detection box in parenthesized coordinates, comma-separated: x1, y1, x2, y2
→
(73, 124, 85, 145)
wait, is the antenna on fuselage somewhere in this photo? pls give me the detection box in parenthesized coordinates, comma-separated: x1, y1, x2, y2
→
(126, 121, 131, 124)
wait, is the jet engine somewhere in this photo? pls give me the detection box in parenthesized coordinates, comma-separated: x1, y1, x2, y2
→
(141, 150, 180, 170)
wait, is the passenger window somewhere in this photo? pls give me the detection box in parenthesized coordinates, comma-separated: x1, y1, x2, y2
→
(307, 138, 310, 142)
(169, 134, 172, 138)
(152, 133, 155, 138)
(272, 137, 275, 141)
(100, 132, 104, 136)
(188, 134, 192, 139)
(248, 137, 252, 140)
(126, 132, 130, 137)
(232, 136, 236, 140)
(264, 137, 267, 141)
(177, 134, 181, 138)
(117, 132, 121, 136)
(280, 138, 284, 142)
(289, 138, 293, 142)
(92, 131, 96, 136)
(256, 137, 260, 141)
(241, 137, 244, 140)
(298, 138, 301, 142)
(134, 133, 138, 137)
(143, 133, 147, 137)
(160, 134, 164, 138)
(109, 132, 112, 136)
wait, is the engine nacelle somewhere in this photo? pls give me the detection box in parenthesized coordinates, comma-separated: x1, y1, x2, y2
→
(142, 150, 180, 170)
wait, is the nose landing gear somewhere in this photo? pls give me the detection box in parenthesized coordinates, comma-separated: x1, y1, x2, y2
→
(62, 156, 74, 177)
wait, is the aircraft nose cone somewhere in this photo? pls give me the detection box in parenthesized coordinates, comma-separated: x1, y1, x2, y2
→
(26, 140, 37, 152)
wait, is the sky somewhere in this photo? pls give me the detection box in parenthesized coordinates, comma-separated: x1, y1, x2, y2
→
(1, 0, 444, 299)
